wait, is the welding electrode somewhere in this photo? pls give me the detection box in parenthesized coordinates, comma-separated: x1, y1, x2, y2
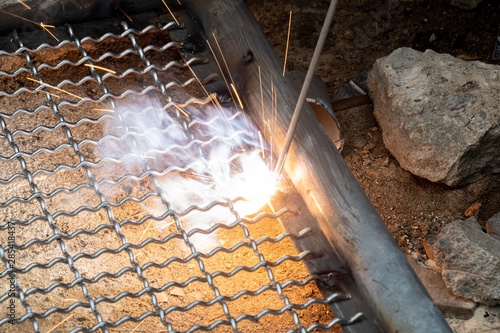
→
(274, 0, 339, 176)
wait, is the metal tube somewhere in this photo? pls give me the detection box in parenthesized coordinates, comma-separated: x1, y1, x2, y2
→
(182, 0, 452, 332)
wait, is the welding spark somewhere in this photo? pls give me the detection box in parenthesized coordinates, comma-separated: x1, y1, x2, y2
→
(162, 0, 180, 26)
(258, 131, 265, 160)
(185, 63, 224, 113)
(40, 22, 59, 42)
(47, 314, 74, 333)
(0, 9, 59, 42)
(230, 83, 244, 110)
(16, 0, 31, 10)
(0, 9, 37, 24)
(111, 0, 132, 22)
(205, 39, 237, 108)
(93, 108, 115, 113)
(85, 64, 116, 74)
(28, 78, 83, 100)
(283, 10, 293, 76)
(37, 90, 60, 99)
(172, 103, 191, 121)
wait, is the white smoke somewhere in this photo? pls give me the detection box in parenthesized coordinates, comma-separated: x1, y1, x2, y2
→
(97, 96, 276, 253)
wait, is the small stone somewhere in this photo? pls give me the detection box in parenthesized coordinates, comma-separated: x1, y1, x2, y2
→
(156, 292, 169, 303)
(382, 157, 390, 167)
(429, 217, 500, 305)
(169, 287, 185, 297)
(429, 33, 437, 43)
(486, 212, 500, 241)
(464, 202, 481, 218)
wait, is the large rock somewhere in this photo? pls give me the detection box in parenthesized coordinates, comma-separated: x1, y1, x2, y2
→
(406, 255, 478, 319)
(367, 47, 500, 186)
(429, 218, 500, 305)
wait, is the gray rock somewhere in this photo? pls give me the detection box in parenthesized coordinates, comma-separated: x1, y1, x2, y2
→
(486, 212, 500, 241)
(451, 0, 484, 10)
(367, 47, 500, 186)
(406, 255, 478, 319)
(429, 218, 500, 305)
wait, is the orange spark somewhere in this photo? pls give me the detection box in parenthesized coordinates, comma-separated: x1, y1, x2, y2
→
(259, 65, 264, 123)
(47, 314, 74, 333)
(0, 10, 59, 42)
(230, 83, 244, 110)
(172, 103, 191, 121)
(212, 32, 241, 105)
(185, 62, 223, 113)
(283, 10, 293, 76)
(93, 108, 114, 113)
(85, 64, 116, 74)
(16, 0, 31, 10)
(40, 22, 59, 42)
(205, 39, 237, 107)
(258, 130, 265, 160)
(28, 78, 83, 101)
(162, 0, 180, 25)
(0, 9, 38, 25)
(111, 0, 132, 22)
(37, 90, 60, 99)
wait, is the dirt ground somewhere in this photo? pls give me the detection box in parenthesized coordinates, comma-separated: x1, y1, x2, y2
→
(246, 0, 500, 256)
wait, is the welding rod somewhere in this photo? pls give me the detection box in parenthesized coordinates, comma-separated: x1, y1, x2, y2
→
(274, 0, 339, 175)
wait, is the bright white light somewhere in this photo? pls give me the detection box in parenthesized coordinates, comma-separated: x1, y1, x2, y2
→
(98, 97, 276, 253)
(220, 152, 276, 216)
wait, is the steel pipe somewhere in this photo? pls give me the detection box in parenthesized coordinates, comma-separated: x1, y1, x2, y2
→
(181, 0, 452, 332)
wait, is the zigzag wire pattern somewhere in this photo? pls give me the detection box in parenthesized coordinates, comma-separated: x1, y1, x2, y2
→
(0, 12, 364, 333)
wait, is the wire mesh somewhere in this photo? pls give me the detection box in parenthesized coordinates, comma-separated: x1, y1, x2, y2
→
(0, 13, 361, 333)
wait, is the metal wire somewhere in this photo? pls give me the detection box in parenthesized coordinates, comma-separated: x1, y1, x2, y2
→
(0, 14, 362, 333)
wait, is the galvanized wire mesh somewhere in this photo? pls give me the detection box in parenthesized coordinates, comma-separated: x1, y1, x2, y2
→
(0, 14, 361, 333)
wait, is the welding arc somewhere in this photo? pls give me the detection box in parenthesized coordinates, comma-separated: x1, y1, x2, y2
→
(274, 0, 339, 175)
